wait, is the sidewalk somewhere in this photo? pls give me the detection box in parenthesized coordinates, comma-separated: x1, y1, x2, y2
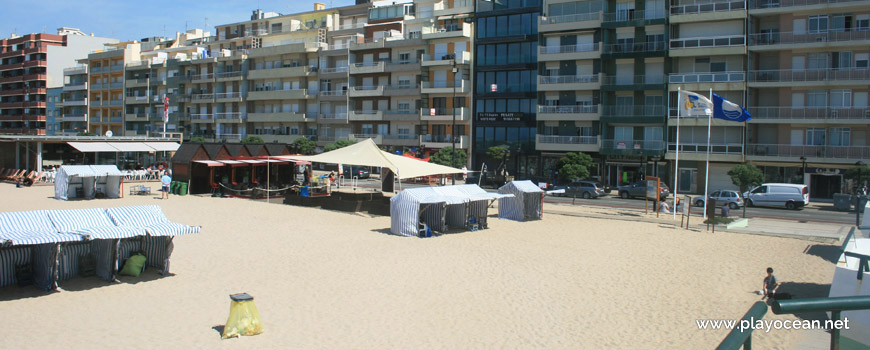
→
(726, 218, 850, 242)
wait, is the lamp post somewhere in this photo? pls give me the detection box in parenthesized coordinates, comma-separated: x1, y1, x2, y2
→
(800, 156, 807, 184)
(450, 59, 458, 185)
(857, 161, 865, 227)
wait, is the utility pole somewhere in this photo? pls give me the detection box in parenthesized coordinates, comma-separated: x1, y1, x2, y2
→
(451, 59, 457, 185)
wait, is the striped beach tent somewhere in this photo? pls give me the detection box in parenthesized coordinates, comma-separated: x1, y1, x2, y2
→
(54, 165, 124, 201)
(106, 205, 201, 236)
(48, 208, 146, 240)
(498, 180, 545, 221)
(390, 187, 467, 237)
(0, 210, 81, 291)
(431, 185, 514, 229)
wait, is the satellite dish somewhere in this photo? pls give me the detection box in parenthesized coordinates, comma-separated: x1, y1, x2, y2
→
(105, 130, 113, 137)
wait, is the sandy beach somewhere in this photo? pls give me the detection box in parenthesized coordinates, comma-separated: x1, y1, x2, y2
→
(0, 183, 837, 349)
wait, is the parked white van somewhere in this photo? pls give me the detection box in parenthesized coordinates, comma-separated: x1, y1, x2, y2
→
(743, 183, 809, 210)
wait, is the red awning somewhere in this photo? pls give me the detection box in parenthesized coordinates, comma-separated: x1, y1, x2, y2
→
(193, 160, 226, 167)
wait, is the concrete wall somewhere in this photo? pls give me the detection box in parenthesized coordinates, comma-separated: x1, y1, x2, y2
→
(45, 35, 119, 88)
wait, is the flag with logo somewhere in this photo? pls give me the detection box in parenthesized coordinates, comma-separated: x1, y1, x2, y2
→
(163, 95, 170, 123)
(679, 90, 712, 117)
(712, 92, 752, 122)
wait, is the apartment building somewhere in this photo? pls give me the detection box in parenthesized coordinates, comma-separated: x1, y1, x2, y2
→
(473, 0, 542, 177)
(536, 0, 605, 179)
(86, 42, 141, 136)
(59, 64, 89, 135)
(666, 0, 749, 193)
(746, 0, 870, 199)
(46, 87, 62, 135)
(0, 29, 116, 135)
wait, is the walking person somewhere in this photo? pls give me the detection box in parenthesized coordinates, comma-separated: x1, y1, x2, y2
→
(161, 171, 172, 199)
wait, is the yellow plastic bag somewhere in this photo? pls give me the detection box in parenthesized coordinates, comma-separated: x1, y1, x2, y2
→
(222, 293, 264, 339)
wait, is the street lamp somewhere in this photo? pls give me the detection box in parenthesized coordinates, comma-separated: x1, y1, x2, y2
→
(799, 156, 807, 182)
(857, 160, 865, 227)
(450, 59, 458, 185)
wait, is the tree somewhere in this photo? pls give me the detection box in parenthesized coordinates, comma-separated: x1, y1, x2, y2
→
(845, 167, 870, 185)
(189, 136, 206, 143)
(323, 139, 356, 152)
(429, 147, 467, 168)
(727, 163, 764, 193)
(554, 152, 594, 181)
(292, 137, 316, 155)
(240, 135, 264, 144)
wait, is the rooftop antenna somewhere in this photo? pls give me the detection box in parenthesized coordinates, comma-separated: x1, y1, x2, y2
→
(185, 21, 189, 32)
(163, 24, 166, 39)
(204, 17, 209, 29)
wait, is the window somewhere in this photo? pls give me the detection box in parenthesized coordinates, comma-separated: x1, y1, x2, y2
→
(614, 126, 633, 141)
(807, 90, 827, 107)
(377, 124, 388, 135)
(806, 128, 825, 145)
(829, 127, 850, 146)
(832, 14, 852, 32)
(809, 15, 828, 34)
(361, 124, 373, 134)
(857, 54, 869, 69)
(807, 53, 828, 70)
(834, 52, 851, 69)
(858, 15, 869, 31)
(831, 89, 851, 109)
(399, 52, 410, 63)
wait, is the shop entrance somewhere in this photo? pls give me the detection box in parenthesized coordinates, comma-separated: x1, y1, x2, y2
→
(809, 174, 841, 199)
(606, 164, 642, 186)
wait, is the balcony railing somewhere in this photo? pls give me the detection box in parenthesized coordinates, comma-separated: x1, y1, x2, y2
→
(214, 112, 243, 120)
(671, 0, 746, 15)
(602, 10, 667, 22)
(423, 80, 465, 89)
(669, 71, 746, 83)
(668, 142, 744, 154)
(214, 92, 241, 99)
(539, 74, 599, 85)
(748, 68, 870, 83)
(539, 43, 600, 55)
(749, 0, 866, 9)
(537, 105, 599, 114)
(538, 135, 598, 145)
(320, 66, 349, 74)
(749, 29, 870, 46)
(319, 90, 348, 96)
(747, 144, 870, 159)
(670, 35, 745, 49)
(750, 107, 870, 121)
(602, 139, 666, 150)
(541, 12, 601, 25)
(602, 41, 666, 54)
(336, 22, 366, 31)
(602, 74, 666, 85)
(602, 105, 667, 116)
(318, 113, 348, 120)
(214, 71, 243, 79)
(191, 113, 213, 121)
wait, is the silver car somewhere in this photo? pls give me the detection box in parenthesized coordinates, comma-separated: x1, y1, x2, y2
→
(693, 190, 744, 209)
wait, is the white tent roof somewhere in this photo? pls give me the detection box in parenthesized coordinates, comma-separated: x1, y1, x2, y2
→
(67, 142, 117, 152)
(277, 139, 464, 179)
(144, 142, 181, 151)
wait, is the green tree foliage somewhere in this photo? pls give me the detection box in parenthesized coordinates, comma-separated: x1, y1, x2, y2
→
(727, 163, 764, 192)
(189, 136, 206, 143)
(486, 145, 510, 160)
(323, 139, 356, 152)
(240, 135, 264, 144)
(76, 131, 95, 136)
(429, 147, 467, 168)
(554, 152, 594, 181)
(292, 137, 316, 155)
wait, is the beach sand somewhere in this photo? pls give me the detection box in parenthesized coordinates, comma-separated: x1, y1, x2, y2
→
(0, 183, 836, 349)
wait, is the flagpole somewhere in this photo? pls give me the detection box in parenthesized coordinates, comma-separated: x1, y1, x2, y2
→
(703, 88, 712, 219)
(674, 87, 681, 221)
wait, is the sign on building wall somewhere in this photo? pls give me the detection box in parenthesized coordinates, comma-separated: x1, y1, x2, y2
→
(477, 112, 528, 122)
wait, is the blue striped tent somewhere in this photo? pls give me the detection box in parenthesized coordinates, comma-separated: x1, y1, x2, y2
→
(432, 185, 513, 229)
(0, 210, 82, 246)
(390, 187, 467, 237)
(0, 210, 77, 291)
(498, 180, 545, 221)
(106, 205, 201, 236)
(48, 208, 146, 240)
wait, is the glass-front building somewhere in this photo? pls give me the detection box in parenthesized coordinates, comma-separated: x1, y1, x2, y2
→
(473, 0, 542, 180)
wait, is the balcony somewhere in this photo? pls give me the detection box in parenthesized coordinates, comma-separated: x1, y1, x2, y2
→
(246, 42, 320, 58)
(215, 71, 244, 81)
(125, 95, 152, 104)
(348, 86, 385, 97)
(538, 74, 601, 91)
(537, 105, 601, 121)
(247, 66, 311, 80)
(189, 113, 213, 124)
(602, 10, 667, 27)
(748, 0, 868, 12)
(749, 107, 870, 123)
(602, 41, 666, 57)
(602, 75, 666, 90)
(421, 80, 469, 94)
(422, 23, 472, 40)
(125, 78, 149, 88)
(214, 112, 244, 123)
(600, 139, 666, 156)
(318, 89, 348, 101)
(670, 0, 746, 23)
(601, 105, 667, 124)
(669, 35, 746, 56)
(747, 144, 870, 162)
(349, 61, 385, 74)
(538, 43, 601, 61)
(191, 73, 214, 83)
(63, 66, 87, 75)
(539, 12, 602, 32)
(384, 85, 420, 97)
(747, 68, 870, 87)
(318, 66, 349, 78)
(536, 135, 600, 152)
(433, 0, 474, 16)
(385, 110, 419, 121)
(107, 100, 123, 107)
(109, 82, 124, 89)
(422, 51, 472, 66)
(748, 29, 870, 50)
(317, 113, 348, 124)
(89, 100, 102, 107)
(63, 82, 88, 91)
(215, 92, 243, 102)
(191, 93, 214, 103)
(665, 142, 745, 161)
(668, 71, 746, 91)
(125, 113, 150, 122)
(258, 134, 310, 143)
(62, 98, 87, 106)
(247, 112, 309, 123)
(385, 60, 421, 73)
(247, 89, 309, 100)
(420, 134, 469, 149)
(421, 107, 468, 122)
(382, 134, 421, 146)
(62, 115, 87, 122)
(349, 110, 384, 121)
(348, 133, 384, 144)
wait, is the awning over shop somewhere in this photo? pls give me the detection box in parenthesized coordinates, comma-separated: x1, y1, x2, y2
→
(67, 142, 118, 153)
(218, 160, 247, 167)
(110, 142, 153, 152)
(238, 160, 267, 166)
(66, 141, 181, 153)
(193, 160, 226, 167)
(144, 142, 181, 152)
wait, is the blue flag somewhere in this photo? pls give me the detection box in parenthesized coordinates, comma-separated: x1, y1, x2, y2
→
(712, 93, 751, 122)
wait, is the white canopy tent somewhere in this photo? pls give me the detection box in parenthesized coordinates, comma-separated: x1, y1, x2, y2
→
(390, 185, 513, 237)
(276, 139, 465, 180)
(54, 165, 124, 200)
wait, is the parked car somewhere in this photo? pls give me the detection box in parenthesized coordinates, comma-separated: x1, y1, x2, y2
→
(345, 166, 370, 179)
(553, 181, 607, 199)
(743, 183, 809, 210)
(617, 180, 670, 200)
(693, 190, 744, 209)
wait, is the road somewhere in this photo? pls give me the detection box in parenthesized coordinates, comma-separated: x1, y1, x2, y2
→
(343, 177, 858, 225)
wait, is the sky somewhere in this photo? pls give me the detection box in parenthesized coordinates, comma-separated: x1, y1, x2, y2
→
(2, 0, 357, 42)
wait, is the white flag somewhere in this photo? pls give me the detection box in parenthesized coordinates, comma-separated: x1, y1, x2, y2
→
(679, 90, 712, 117)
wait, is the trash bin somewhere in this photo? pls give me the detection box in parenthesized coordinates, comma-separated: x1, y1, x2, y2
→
(858, 196, 869, 212)
(833, 193, 852, 211)
(178, 183, 188, 196)
(171, 181, 180, 195)
(222, 293, 263, 339)
(721, 204, 730, 218)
